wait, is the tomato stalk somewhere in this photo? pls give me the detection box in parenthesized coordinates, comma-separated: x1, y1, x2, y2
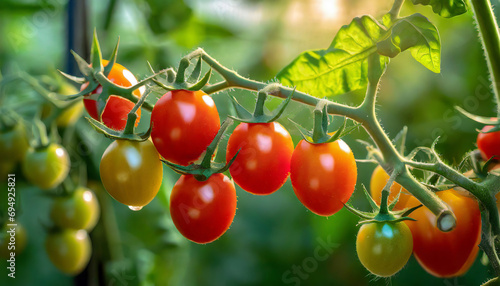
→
(388, 0, 405, 21)
(189, 48, 459, 231)
(470, 0, 500, 116)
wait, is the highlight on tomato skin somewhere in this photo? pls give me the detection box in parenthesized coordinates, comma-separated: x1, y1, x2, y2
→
(226, 122, 294, 195)
(22, 143, 71, 190)
(150, 89, 221, 166)
(290, 139, 357, 216)
(169, 173, 237, 244)
(80, 60, 143, 131)
(404, 189, 481, 278)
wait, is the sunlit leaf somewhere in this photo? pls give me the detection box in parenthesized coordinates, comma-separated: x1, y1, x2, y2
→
(377, 14, 441, 73)
(277, 15, 388, 98)
(411, 0, 467, 18)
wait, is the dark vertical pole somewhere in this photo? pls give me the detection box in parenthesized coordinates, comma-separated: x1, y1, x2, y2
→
(65, 0, 89, 75)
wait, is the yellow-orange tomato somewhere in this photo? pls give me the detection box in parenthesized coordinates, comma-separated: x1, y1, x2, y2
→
(370, 165, 412, 210)
(100, 139, 163, 210)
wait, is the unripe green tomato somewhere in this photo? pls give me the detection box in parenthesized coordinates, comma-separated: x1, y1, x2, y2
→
(0, 224, 27, 258)
(50, 187, 100, 231)
(22, 143, 70, 190)
(356, 221, 413, 277)
(0, 123, 29, 163)
(45, 229, 91, 275)
(56, 101, 85, 127)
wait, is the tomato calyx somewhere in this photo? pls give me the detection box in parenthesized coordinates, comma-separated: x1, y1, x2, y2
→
(290, 100, 360, 144)
(152, 55, 212, 92)
(345, 180, 421, 226)
(86, 89, 151, 141)
(163, 118, 239, 181)
(228, 86, 293, 123)
(56, 31, 159, 113)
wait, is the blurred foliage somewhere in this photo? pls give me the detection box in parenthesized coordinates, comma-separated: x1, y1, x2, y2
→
(0, 0, 498, 285)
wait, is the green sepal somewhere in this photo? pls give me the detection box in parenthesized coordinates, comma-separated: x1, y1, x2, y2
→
(90, 30, 104, 74)
(228, 89, 294, 123)
(388, 191, 401, 211)
(361, 184, 380, 211)
(392, 126, 408, 155)
(57, 70, 86, 84)
(85, 117, 151, 141)
(455, 106, 499, 125)
(32, 118, 50, 149)
(51, 78, 98, 101)
(393, 204, 423, 218)
(161, 118, 237, 181)
(186, 69, 212, 91)
(343, 202, 375, 220)
(70, 50, 93, 77)
(188, 56, 202, 83)
(103, 38, 120, 77)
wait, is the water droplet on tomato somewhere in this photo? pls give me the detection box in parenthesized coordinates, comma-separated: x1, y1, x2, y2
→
(128, 205, 143, 211)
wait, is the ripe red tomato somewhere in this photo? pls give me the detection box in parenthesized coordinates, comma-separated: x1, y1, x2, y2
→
(370, 165, 412, 210)
(226, 122, 294, 195)
(45, 229, 91, 275)
(356, 221, 413, 277)
(290, 139, 357, 216)
(150, 89, 220, 166)
(404, 189, 481, 278)
(22, 143, 70, 190)
(100, 139, 163, 210)
(170, 173, 237, 244)
(477, 125, 500, 161)
(50, 187, 100, 231)
(80, 60, 142, 131)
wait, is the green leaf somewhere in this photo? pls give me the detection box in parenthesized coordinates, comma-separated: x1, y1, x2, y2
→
(377, 14, 441, 73)
(411, 0, 467, 18)
(277, 15, 388, 98)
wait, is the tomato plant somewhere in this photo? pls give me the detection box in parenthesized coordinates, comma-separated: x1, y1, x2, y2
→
(0, 224, 27, 258)
(0, 123, 29, 163)
(99, 139, 163, 210)
(22, 143, 70, 190)
(226, 122, 294, 195)
(477, 125, 500, 161)
(150, 89, 220, 166)
(404, 189, 481, 278)
(80, 60, 142, 131)
(356, 221, 413, 277)
(290, 139, 357, 216)
(169, 173, 237, 244)
(370, 165, 412, 210)
(50, 187, 100, 231)
(45, 229, 91, 275)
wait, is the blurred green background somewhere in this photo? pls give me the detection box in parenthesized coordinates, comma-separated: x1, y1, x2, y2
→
(0, 0, 497, 285)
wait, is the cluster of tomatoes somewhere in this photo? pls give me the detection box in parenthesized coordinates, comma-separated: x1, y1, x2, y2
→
(361, 166, 482, 278)
(0, 81, 102, 275)
(82, 61, 358, 245)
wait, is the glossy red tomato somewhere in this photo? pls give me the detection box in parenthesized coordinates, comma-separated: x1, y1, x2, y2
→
(150, 89, 220, 166)
(404, 189, 481, 278)
(100, 139, 163, 210)
(80, 60, 142, 131)
(477, 125, 500, 161)
(170, 173, 237, 244)
(290, 139, 357, 216)
(370, 165, 413, 210)
(226, 122, 294, 195)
